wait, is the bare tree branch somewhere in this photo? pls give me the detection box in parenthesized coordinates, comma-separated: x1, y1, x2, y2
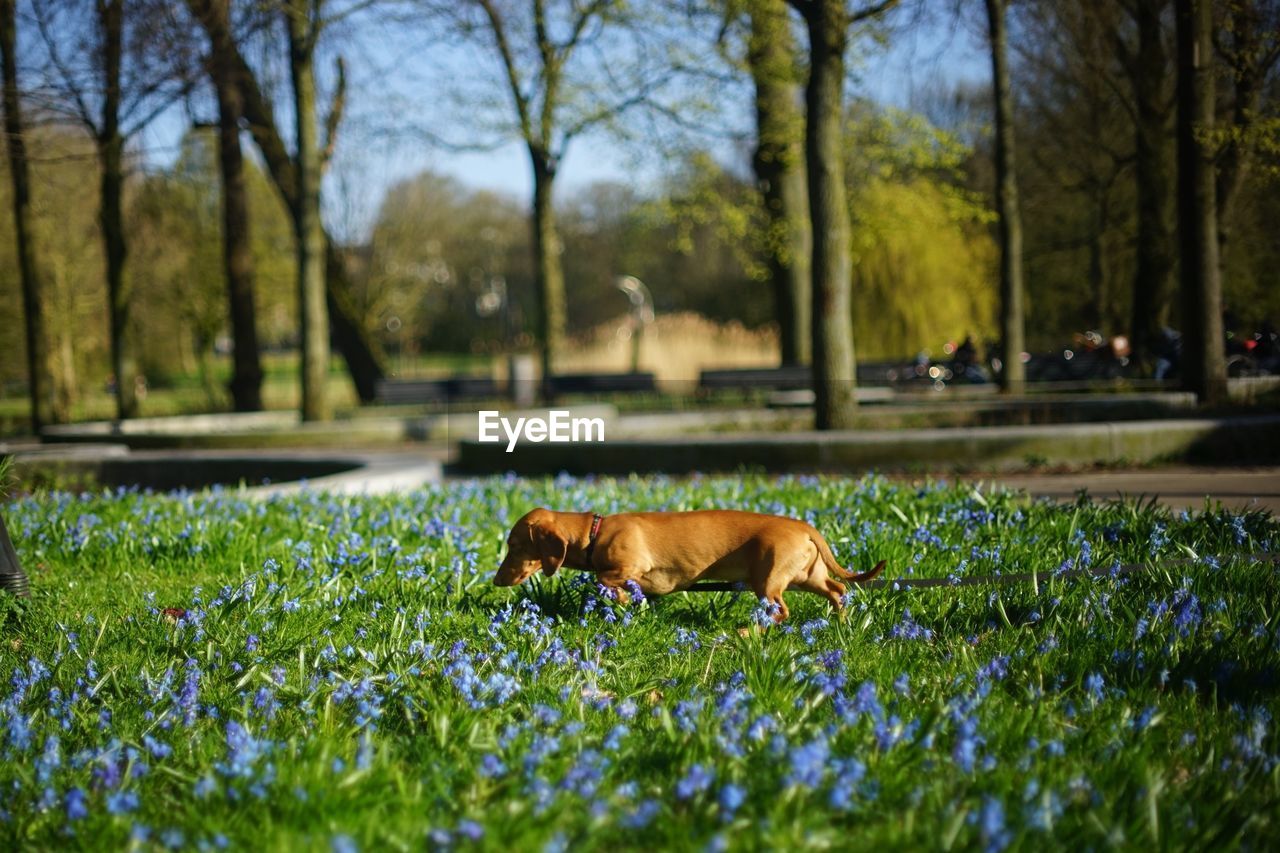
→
(476, 0, 534, 142)
(320, 54, 345, 171)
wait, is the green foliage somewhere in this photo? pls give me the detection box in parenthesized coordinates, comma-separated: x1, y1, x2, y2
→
(364, 171, 533, 354)
(644, 152, 767, 281)
(0, 124, 107, 399)
(0, 124, 295, 409)
(129, 128, 297, 390)
(848, 179, 997, 358)
(844, 106, 998, 358)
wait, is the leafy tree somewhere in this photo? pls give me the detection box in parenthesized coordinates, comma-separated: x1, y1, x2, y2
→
(204, 0, 262, 411)
(743, 0, 812, 366)
(363, 170, 533, 356)
(1117, 0, 1178, 367)
(32, 0, 197, 419)
(0, 124, 111, 412)
(1213, 0, 1280, 285)
(283, 0, 332, 421)
(0, 0, 62, 429)
(183, 0, 387, 406)
(984, 0, 1025, 392)
(1175, 0, 1226, 403)
(785, 0, 899, 429)
(419, 0, 683, 391)
(844, 106, 997, 358)
(129, 143, 225, 395)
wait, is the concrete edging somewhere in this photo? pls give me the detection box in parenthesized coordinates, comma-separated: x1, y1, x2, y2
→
(37, 405, 617, 450)
(456, 415, 1280, 475)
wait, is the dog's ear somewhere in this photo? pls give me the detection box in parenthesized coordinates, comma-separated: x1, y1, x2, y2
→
(531, 522, 568, 577)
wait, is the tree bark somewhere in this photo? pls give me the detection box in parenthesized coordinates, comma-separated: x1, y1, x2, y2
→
(99, 0, 138, 420)
(185, 0, 385, 403)
(985, 0, 1026, 394)
(1086, 193, 1109, 331)
(530, 146, 564, 392)
(1175, 0, 1227, 405)
(749, 0, 811, 367)
(208, 0, 262, 412)
(1, 0, 62, 431)
(797, 0, 856, 429)
(1124, 0, 1177, 369)
(286, 0, 331, 421)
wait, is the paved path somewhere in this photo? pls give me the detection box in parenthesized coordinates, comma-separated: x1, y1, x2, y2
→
(948, 467, 1280, 513)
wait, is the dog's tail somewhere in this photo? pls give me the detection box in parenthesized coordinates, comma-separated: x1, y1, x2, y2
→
(812, 534, 886, 584)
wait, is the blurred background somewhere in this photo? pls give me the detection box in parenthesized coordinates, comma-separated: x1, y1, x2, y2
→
(0, 0, 1277, 434)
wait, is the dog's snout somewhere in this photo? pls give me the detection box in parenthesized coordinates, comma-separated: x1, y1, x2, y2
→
(493, 553, 527, 587)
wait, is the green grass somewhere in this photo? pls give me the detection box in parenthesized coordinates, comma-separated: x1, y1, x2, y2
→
(1, 474, 1278, 850)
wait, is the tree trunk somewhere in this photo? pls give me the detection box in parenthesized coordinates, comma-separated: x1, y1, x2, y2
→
(1, 0, 61, 431)
(53, 260, 76, 414)
(1126, 0, 1177, 369)
(99, 0, 137, 420)
(1087, 196, 1108, 330)
(799, 0, 856, 429)
(985, 0, 1026, 394)
(286, 0, 331, 421)
(210, 0, 262, 412)
(749, 0, 811, 367)
(185, 0, 385, 403)
(1175, 0, 1226, 405)
(530, 146, 565, 394)
(323, 243, 383, 402)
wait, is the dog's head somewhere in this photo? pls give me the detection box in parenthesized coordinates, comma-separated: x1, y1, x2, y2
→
(493, 508, 568, 587)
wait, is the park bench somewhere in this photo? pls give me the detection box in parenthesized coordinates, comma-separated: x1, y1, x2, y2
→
(698, 364, 907, 392)
(698, 366, 812, 392)
(374, 376, 500, 405)
(547, 372, 657, 395)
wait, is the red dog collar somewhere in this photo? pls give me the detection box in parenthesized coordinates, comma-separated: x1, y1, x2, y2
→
(584, 513, 604, 562)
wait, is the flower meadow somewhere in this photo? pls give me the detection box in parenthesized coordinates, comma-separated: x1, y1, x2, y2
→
(1, 474, 1278, 851)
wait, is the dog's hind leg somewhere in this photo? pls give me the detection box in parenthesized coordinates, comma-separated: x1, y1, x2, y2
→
(788, 537, 845, 612)
(749, 572, 791, 623)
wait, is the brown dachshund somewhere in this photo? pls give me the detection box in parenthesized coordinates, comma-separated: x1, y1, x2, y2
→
(493, 508, 885, 621)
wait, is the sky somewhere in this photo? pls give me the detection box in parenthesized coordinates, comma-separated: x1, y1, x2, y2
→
(135, 5, 990, 243)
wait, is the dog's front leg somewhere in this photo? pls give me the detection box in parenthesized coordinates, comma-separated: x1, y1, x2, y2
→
(597, 565, 643, 605)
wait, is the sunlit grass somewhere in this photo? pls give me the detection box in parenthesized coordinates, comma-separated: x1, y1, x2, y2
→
(1, 474, 1277, 850)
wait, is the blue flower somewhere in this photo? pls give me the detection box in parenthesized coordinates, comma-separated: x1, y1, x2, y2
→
(621, 800, 661, 829)
(1084, 673, 1105, 705)
(480, 754, 506, 778)
(786, 738, 830, 789)
(718, 784, 746, 817)
(978, 796, 1011, 852)
(890, 609, 933, 641)
(107, 790, 140, 815)
(144, 734, 172, 760)
(64, 788, 89, 821)
(753, 598, 781, 627)
(676, 764, 715, 800)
